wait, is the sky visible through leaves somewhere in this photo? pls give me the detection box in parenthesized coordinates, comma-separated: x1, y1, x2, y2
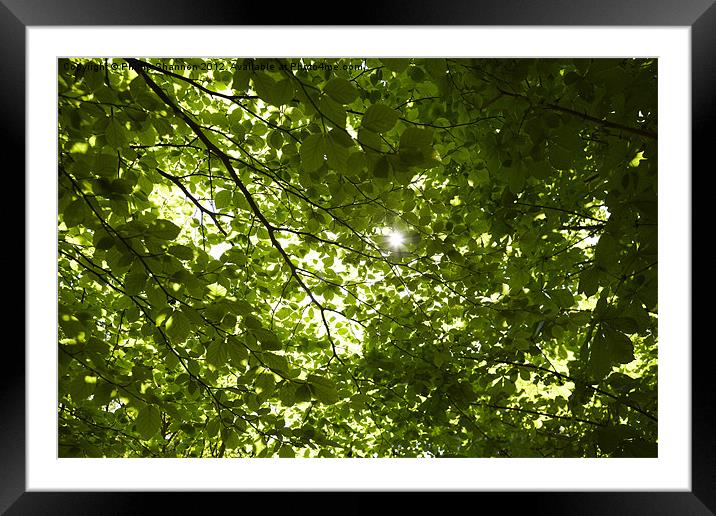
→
(58, 57, 657, 458)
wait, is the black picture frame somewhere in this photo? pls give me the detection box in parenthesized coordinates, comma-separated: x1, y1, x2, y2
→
(6, 1, 708, 513)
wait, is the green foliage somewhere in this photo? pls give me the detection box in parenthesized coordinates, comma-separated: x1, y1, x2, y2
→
(361, 103, 399, 133)
(58, 57, 657, 458)
(323, 77, 359, 104)
(135, 405, 162, 440)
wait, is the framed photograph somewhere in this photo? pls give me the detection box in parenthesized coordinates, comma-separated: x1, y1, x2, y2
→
(8, 0, 709, 513)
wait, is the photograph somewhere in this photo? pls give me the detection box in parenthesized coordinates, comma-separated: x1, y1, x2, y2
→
(57, 56, 658, 459)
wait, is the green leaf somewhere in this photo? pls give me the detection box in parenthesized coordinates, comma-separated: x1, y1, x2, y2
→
(603, 326, 635, 364)
(372, 156, 390, 178)
(135, 405, 162, 440)
(300, 133, 326, 172)
(207, 282, 227, 299)
(243, 314, 262, 330)
(256, 372, 276, 396)
(252, 72, 294, 106)
(226, 336, 248, 365)
(206, 417, 220, 437)
(124, 271, 147, 296)
(397, 127, 435, 168)
(84, 68, 105, 91)
(399, 127, 434, 149)
(94, 153, 118, 177)
(594, 233, 619, 268)
(317, 95, 346, 128)
(605, 316, 639, 334)
(94, 236, 116, 253)
(109, 178, 133, 195)
(294, 383, 312, 403)
(206, 339, 229, 367)
(278, 445, 295, 458)
(550, 289, 574, 308)
(586, 325, 635, 380)
(619, 439, 657, 458)
(585, 332, 612, 381)
(253, 328, 282, 350)
(323, 77, 358, 104)
(357, 127, 384, 152)
(547, 142, 572, 170)
(214, 189, 233, 210)
(307, 374, 340, 404)
(325, 133, 349, 171)
(150, 219, 182, 240)
(165, 310, 191, 343)
(362, 103, 399, 133)
(381, 58, 411, 73)
(579, 267, 600, 297)
(105, 118, 127, 148)
(228, 299, 254, 316)
(168, 244, 194, 260)
(68, 375, 95, 401)
(596, 424, 628, 453)
(328, 128, 354, 148)
(347, 151, 368, 175)
(62, 199, 88, 228)
(279, 382, 297, 406)
(93, 379, 115, 406)
(232, 65, 251, 92)
(506, 165, 527, 194)
(268, 130, 284, 150)
(564, 71, 580, 85)
(261, 352, 290, 375)
(138, 122, 157, 146)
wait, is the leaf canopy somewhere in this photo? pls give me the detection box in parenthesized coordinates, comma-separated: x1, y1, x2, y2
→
(58, 57, 657, 458)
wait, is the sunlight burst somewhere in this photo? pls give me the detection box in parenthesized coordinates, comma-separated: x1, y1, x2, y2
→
(388, 231, 404, 248)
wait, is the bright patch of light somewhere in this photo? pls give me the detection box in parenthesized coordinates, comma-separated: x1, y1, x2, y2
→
(584, 234, 600, 246)
(209, 242, 231, 259)
(388, 231, 404, 248)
